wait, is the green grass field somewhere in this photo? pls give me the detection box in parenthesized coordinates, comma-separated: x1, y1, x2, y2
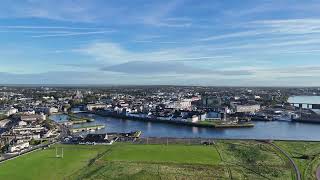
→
(216, 140, 292, 179)
(0, 141, 306, 180)
(73, 144, 226, 179)
(275, 141, 320, 180)
(0, 145, 108, 180)
(105, 144, 220, 165)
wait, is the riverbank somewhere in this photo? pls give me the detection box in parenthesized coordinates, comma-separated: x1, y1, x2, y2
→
(93, 111, 254, 129)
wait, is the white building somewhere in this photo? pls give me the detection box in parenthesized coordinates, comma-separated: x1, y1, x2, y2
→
(46, 107, 59, 114)
(234, 104, 260, 113)
(8, 142, 30, 153)
(43, 130, 56, 138)
(166, 99, 192, 110)
(187, 115, 199, 123)
(86, 104, 107, 111)
(20, 114, 46, 122)
(18, 121, 27, 127)
(12, 127, 45, 134)
(0, 107, 18, 116)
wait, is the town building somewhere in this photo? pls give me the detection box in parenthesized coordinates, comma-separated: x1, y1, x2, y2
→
(8, 141, 30, 153)
(233, 104, 261, 113)
(86, 104, 107, 111)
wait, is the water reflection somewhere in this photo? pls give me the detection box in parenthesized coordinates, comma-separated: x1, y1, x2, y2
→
(192, 127, 198, 134)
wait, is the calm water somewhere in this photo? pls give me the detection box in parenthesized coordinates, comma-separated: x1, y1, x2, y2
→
(288, 96, 320, 104)
(50, 96, 320, 141)
(50, 115, 320, 141)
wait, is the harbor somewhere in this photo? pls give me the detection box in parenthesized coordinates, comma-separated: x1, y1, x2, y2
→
(50, 112, 320, 141)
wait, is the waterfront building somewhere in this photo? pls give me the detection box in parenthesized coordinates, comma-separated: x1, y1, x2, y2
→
(233, 104, 260, 113)
(204, 112, 222, 121)
(86, 104, 107, 111)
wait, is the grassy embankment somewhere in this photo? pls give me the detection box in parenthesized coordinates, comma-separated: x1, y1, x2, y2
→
(0, 141, 300, 180)
(275, 141, 320, 180)
(215, 140, 293, 179)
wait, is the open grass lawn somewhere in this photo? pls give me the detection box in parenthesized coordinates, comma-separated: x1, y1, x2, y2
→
(74, 161, 228, 180)
(0, 145, 109, 180)
(216, 140, 292, 179)
(0, 143, 224, 180)
(0, 141, 303, 180)
(275, 141, 320, 180)
(72, 144, 227, 180)
(105, 144, 220, 165)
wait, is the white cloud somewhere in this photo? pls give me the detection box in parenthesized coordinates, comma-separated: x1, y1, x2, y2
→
(140, 0, 192, 28)
(76, 42, 233, 64)
(201, 18, 320, 42)
(251, 19, 320, 35)
(0, 0, 191, 28)
(0, 25, 105, 30)
(0, 0, 99, 22)
(31, 30, 115, 38)
(200, 30, 273, 41)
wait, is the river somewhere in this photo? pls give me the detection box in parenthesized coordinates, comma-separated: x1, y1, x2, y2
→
(49, 96, 320, 141)
(288, 96, 320, 104)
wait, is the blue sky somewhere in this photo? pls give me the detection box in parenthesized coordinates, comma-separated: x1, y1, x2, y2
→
(1, 0, 320, 86)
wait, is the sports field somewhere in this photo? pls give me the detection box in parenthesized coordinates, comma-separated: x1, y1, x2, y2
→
(73, 144, 225, 179)
(0, 141, 299, 180)
(0, 145, 109, 180)
(105, 144, 220, 165)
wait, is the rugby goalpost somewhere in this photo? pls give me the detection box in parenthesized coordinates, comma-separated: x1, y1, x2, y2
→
(55, 147, 64, 158)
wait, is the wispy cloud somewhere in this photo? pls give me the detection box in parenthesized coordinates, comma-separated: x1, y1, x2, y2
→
(201, 18, 320, 42)
(132, 40, 180, 44)
(0, 0, 191, 28)
(250, 19, 320, 34)
(76, 41, 234, 64)
(0, 25, 115, 38)
(0, 25, 105, 30)
(139, 0, 192, 27)
(199, 30, 273, 41)
(31, 30, 115, 38)
(2, 0, 320, 86)
(100, 61, 253, 76)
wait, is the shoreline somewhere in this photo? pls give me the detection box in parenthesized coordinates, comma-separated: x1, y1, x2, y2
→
(92, 111, 254, 129)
